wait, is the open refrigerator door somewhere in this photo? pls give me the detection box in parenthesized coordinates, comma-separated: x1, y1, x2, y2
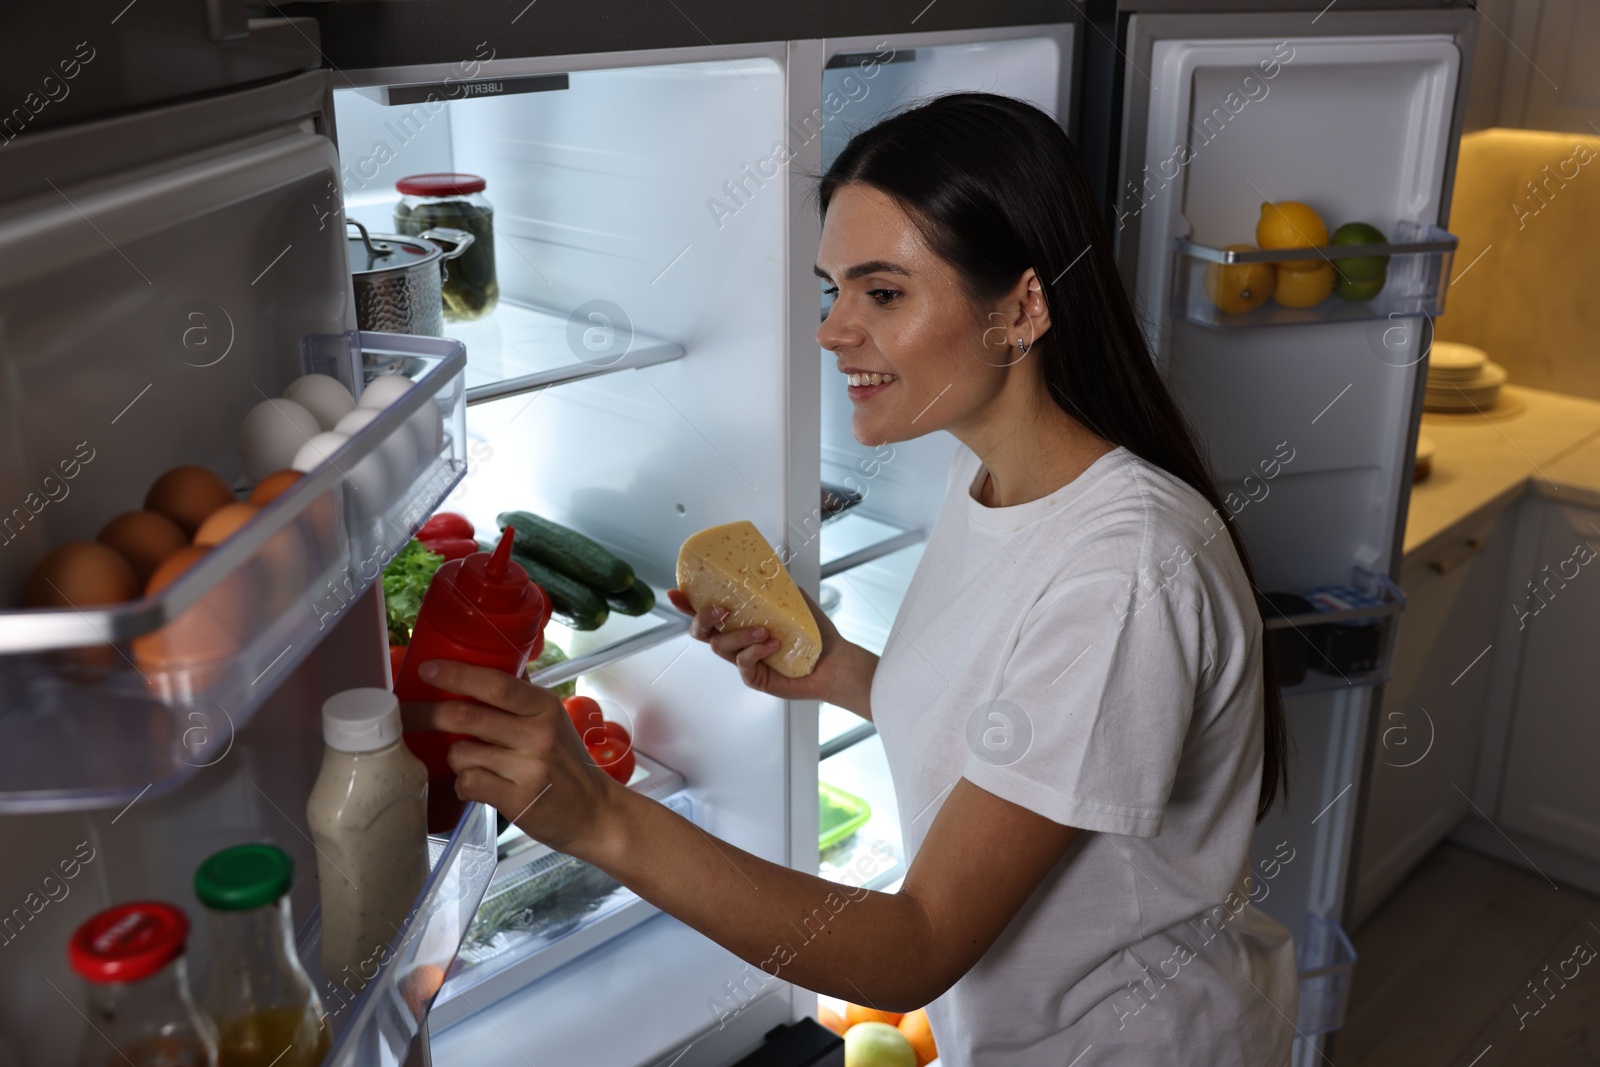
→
(1107, 7, 1476, 1062)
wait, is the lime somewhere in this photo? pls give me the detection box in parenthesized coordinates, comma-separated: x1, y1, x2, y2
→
(1332, 222, 1389, 282)
(1335, 271, 1386, 302)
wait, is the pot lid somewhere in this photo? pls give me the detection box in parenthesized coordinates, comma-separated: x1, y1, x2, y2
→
(347, 220, 441, 275)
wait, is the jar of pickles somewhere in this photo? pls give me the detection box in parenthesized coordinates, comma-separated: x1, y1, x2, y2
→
(394, 173, 498, 321)
(194, 845, 328, 1067)
(68, 901, 218, 1067)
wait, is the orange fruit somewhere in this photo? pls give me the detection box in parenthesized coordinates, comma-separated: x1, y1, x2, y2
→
(1273, 263, 1336, 308)
(1256, 201, 1329, 270)
(820, 1005, 848, 1036)
(1203, 244, 1275, 314)
(844, 1002, 904, 1029)
(898, 1009, 938, 1066)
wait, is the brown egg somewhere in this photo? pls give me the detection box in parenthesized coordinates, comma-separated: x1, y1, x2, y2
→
(23, 541, 140, 608)
(136, 545, 243, 699)
(193, 503, 260, 548)
(97, 510, 188, 585)
(248, 469, 304, 507)
(145, 545, 211, 596)
(145, 466, 236, 537)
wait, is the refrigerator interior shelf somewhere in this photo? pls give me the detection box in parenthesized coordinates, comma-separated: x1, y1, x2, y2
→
(0, 331, 468, 814)
(819, 511, 926, 581)
(1265, 567, 1405, 698)
(1171, 222, 1458, 329)
(527, 599, 692, 690)
(444, 300, 686, 407)
(297, 800, 500, 1066)
(429, 773, 696, 1030)
(819, 733, 905, 892)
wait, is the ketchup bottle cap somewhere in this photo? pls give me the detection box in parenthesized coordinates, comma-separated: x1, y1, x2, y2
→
(421, 527, 550, 651)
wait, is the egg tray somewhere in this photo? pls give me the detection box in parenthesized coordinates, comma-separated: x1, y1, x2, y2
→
(0, 331, 467, 813)
(1170, 221, 1458, 329)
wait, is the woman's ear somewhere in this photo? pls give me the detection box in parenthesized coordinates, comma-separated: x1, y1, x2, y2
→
(1002, 268, 1053, 351)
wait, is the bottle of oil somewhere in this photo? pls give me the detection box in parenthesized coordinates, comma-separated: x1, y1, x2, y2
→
(195, 844, 328, 1067)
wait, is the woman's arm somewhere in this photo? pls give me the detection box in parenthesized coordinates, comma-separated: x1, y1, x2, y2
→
(407, 660, 1081, 1010)
(665, 584, 877, 722)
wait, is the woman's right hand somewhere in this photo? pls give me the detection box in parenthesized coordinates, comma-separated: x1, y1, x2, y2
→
(666, 584, 870, 712)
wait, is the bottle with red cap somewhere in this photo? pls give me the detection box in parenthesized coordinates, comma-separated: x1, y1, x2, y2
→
(68, 901, 218, 1066)
(393, 172, 497, 320)
(395, 525, 552, 832)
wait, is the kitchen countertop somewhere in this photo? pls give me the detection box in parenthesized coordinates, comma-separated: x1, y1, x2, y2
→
(1405, 384, 1600, 556)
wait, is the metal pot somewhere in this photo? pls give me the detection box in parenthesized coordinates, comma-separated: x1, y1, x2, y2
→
(346, 220, 474, 336)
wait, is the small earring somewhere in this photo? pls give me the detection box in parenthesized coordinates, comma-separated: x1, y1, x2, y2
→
(1016, 337, 1030, 355)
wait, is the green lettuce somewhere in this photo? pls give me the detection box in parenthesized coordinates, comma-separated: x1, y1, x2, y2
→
(383, 539, 444, 645)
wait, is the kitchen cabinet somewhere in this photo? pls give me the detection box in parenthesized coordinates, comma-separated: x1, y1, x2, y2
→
(1464, 0, 1600, 134)
(1351, 502, 1515, 928)
(1497, 498, 1600, 856)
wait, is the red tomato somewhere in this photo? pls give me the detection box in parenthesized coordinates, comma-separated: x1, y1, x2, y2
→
(390, 645, 407, 685)
(586, 735, 635, 784)
(563, 696, 605, 738)
(598, 719, 631, 748)
(419, 537, 478, 560)
(419, 512, 474, 540)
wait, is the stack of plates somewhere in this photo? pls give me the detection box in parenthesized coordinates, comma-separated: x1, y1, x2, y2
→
(1425, 341, 1506, 412)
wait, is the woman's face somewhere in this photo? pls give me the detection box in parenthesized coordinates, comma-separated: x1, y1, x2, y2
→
(815, 183, 1016, 447)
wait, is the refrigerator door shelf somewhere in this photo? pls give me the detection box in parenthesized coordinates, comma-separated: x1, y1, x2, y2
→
(1264, 567, 1406, 698)
(296, 799, 500, 1066)
(0, 331, 467, 813)
(429, 789, 696, 1030)
(446, 298, 686, 407)
(1295, 912, 1358, 1037)
(1171, 223, 1458, 328)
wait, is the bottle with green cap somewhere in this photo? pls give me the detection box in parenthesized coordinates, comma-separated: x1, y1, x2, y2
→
(194, 843, 329, 1067)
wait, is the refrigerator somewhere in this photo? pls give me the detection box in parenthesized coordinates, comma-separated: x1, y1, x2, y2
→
(0, 2, 1475, 1065)
(1079, 2, 1477, 1062)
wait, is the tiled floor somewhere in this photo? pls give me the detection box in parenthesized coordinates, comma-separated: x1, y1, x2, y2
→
(1337, 844, 1600, 1066)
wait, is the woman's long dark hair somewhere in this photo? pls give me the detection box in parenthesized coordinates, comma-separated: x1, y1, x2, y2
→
(820, 92, 1288, 821)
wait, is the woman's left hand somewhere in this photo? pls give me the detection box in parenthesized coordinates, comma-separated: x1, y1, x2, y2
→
(400, 659, 623, 857)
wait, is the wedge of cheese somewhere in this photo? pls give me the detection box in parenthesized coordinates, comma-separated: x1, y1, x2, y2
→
(676, 521, 822, 678)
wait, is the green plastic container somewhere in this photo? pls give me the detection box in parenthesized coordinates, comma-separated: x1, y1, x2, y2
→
(818, 782, 872, 852)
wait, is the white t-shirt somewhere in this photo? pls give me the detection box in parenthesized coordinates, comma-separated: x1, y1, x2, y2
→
(870, 441, 1298, 1067)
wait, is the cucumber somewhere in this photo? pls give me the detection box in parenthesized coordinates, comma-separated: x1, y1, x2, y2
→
(507, 549, 610, 631)
(498, 510, 635, 594)
(606, 578, 656, 617)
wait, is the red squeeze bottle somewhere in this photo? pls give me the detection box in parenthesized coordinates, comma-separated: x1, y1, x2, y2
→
(395, 526, 552, 832)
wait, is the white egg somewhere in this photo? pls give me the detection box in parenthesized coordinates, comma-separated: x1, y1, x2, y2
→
(335, 408, 418, 502)
(357, 374, 414, 410)
(284, 374, 356, 431)
(292, 430, 387, 516)
(239, 398, 321, 481)
(358, 373, 443, 467)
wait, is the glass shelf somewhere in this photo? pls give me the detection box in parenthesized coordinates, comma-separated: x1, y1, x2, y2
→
(527, 596, 692, 690)
(819, 733, 905, 892)
(295, 801, 500, 1067)
(0, 332, 468, 813)
(1171, 222, 1457, 328)
(1264, 567, 1406, 697)
(819, 512, 925, 581)
(444, 300, 685, 407)
(427, 754, 692, 1029)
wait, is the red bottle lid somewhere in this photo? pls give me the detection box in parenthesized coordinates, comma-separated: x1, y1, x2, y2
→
(419, 527, 550, 654)
(69, 901, 189, 984)
(396, 173, 487, 197)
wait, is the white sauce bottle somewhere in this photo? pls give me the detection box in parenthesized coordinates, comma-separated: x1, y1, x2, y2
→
(306, 687, 429, 994)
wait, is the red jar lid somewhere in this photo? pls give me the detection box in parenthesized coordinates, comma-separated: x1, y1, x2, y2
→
(69, 901, 189, 984)
(396, 173, 486, 197)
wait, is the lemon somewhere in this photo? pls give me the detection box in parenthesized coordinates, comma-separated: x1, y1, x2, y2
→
(1331, 221, 1389, 282)
(1203, 244, 1276, 314)
(1273, 263, 1335, 308)
(1335, 271, 1386, 302)
(844, 1022, 917, 1067)
(1257, 202, 1329, 270)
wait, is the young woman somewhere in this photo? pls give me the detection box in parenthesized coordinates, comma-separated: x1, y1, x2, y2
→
(405, 93, 1298, 1065)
